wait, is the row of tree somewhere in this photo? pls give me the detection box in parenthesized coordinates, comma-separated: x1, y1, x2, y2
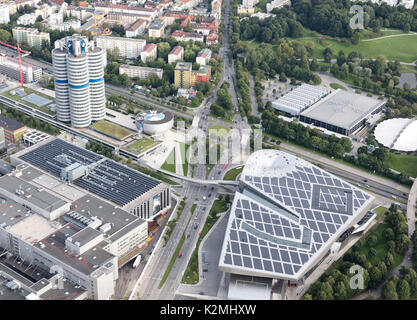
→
(261, 108, 353, 158)
(210, 82, 234, 118)
(2, 106, 60, 135)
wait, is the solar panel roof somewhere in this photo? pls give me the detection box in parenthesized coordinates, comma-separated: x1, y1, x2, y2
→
(19, 138, 163, 207)
(219, 150, 374, 280)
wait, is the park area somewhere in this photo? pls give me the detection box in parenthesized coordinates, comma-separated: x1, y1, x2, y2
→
(386, 153, 417, 178)
(90, 120, 134, 141)
(292, 31, 417, 63)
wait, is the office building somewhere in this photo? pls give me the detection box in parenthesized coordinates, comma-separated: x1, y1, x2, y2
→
(95, 36, 146, 59)
(0, 114, 27, 143)
(12, 27, 50, 49)
(0, 55, 42, 83)
(119, 64, 163, 79)
(52, 34, 106, 127)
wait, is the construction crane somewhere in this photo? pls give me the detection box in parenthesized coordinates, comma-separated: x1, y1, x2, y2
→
(0, 41, 31, 86)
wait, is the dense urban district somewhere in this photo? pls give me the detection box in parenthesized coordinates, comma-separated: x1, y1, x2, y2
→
(0, 0, 414, 303)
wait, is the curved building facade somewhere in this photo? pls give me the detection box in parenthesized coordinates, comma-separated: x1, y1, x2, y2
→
(52, 35, 106, 128)
(135, 110, 174, 135)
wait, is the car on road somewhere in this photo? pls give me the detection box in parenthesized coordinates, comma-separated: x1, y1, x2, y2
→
(208, 194, 211, 198)
(194, 224, 198, 230)
(187, 234, 190, 238)
(179, 253, 182, 258)
(203, 269, 208, 272)
(218, 171, 221, 174)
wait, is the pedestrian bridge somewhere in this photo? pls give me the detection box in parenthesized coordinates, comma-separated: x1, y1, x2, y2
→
(157, 168, 239, 187)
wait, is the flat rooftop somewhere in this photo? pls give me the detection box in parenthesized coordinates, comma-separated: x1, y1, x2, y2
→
(0, 174, 69, 213)
(17, 138, 164, 207)
(175, 62, 192, 71)
(300, 90, 385, 130)
(69, 194, 146, 241)
(34, 223, 114, 276)
(8, 214, 59, 244)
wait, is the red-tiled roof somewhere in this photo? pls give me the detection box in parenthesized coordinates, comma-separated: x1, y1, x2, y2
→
(143, 43, 156, 53)
(126, 19, 146, 31)
(169, 46, 183, 56)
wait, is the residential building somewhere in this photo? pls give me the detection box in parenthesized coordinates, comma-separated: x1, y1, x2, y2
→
(119, 64, 163, 79)
(140, 43, 157, 63)
(0, 114, 27, 144)
(13, 27, 50, 49)
(0, 55, 42, 83)
(174, 61, 192, 89)
(52, 35, 106, 127)
(191, 65, 211, 86)
(171, 30, 204, 43)
(125, 18, 146, 37)
(211, 0, 221, 20)
(17, 13, 37, 25)
(94, 3, 161, 19)
(95, 36, 146, 59)
(148, 18, 164, 38)
(106, 11, 152, 27)
(168, 45, 184, 64)
(0, 4, 10, 24)
(196, 48, 212, 66)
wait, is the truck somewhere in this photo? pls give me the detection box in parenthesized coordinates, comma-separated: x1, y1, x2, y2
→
(132, 254, 142, 268)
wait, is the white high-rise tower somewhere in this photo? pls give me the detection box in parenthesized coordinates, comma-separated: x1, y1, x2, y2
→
(52, 35, 106, 128)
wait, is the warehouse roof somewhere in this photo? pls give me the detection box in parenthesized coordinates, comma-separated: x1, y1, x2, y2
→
(300, 90, 385, 130)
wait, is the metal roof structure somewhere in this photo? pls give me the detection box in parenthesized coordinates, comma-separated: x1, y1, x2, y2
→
(374, 118, 417, 152)
(271, 84, 330, 116)
(300, 90, 385, 131)
(18, 138, 163, 207)
(219, 150, 374, 280)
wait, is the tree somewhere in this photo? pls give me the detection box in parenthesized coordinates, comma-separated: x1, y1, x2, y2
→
(382, 281, 398, 300)
(397, 279, 410, 300)
(0, 29, 11, 43)
(157, 42, 171, 60)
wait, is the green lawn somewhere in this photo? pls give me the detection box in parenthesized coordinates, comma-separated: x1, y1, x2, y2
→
(223, 166, 244, 180)
(374, 206, 387, 221)
(2, 87, 56, 116)
(91, 120, 134, 140)
(387, 153, 417, 178)
(293, 33, 417, 63)
(126, 137, 159, 154)
(330, 83, 347, 90)
(161, 148, 176, 173)
(159, 233, 185, 289)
